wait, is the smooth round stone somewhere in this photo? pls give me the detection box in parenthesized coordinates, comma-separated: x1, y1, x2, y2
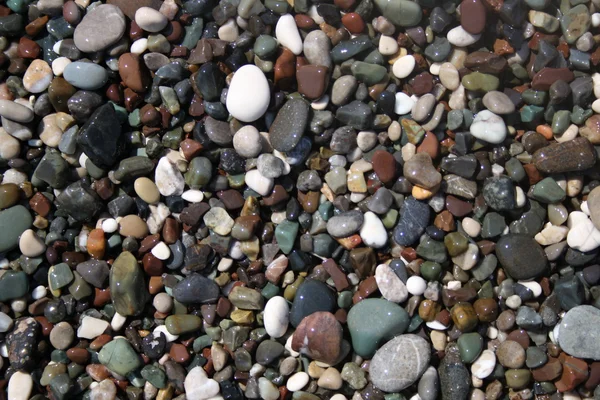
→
(347, 298, 410, 357)
(482, 91, 515, 114)
(49, 321, 74, 350)
(369, 334, 431, 392)
(233, 125, 262, 158)
(558, 305, 600, 360)
(470, 110, 507, 144)
(394, 92, 415, 115)
(457, 332, 483, 363)
(496, 234, 548, 280)
(119, 215, 149, 239)
(392, 55, 416, 79)
(226, 65, 270, 122)
(275, 14, 303, 55)
(110, 251, 149, 316)
(412, 94, 436, 122)
(375, 264, 408, 303)
(439, 62, 460, 91)
(373, 0, 422, 27)
(135, 7, 168, 33)
(63, 62, 109, 90)
(73, 4, 126, 53)
(134, 177, 160, 204)
(447, 25, 481, 46)
(326, 210, 364, 238)
(0, 205, 32, 253)
(471, 349, 496, 379)
(0, 183, 20, 210)
(0, 100, 34, 123)
(19, 229, 46, 257)
(7, 372, 32, 400)
(269, 98, 310, 152)
(497, 340, 526, 368)
(23, 59, 53, 93)
(587, 186, 600, 230)
(264, 296, 290, 338)
(165, 314, 202, 335)
(303, 30, 332, 68)
(289, 279, 336, 327)
(98, 338, 142, 376)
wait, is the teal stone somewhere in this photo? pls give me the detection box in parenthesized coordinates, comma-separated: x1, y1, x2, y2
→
(472, 255, 498, 281)
(274, 220, 299, 254)
(110, 251, 149, 316)
(46, 17, 74, 40)
(49, 373, 73, 400)
(181, 17, 204, 49)
(98, 338, 142, 376)
(63, 62, 109, 90)
(0, 205, 32, 253)
(351, 61, 387, 86)
(6, 0, 31, 13)
(254, 35, 278, 59)
(560, 4, 590, 44)
(68, 271, 93, 300)
(48, 263, 74, 291)
(510, 63, 529, 80)
(482, 212, 506, 239)
(0, 270, 28, 301)
(0, 14, 24, 36)
(505, 158, 526, 182)
(128, 109, 141, 127)
(193, 335, 213, 352)
(551, 110, 571, 134)
(265, 0, 289, 13)
(363, 49, 385, 65)
(532, 177, 566, 204)
(318, 202, 333, 221)
(457, 332, 484, 363)
(407, 314, 423, 332)
(571, 106, 593, 124)
(330, 35, 373, 63)
(141, 365, 167, 389)
(312, 233, 337, 257)
(261, 282, 280, 299)
(416, 235, 448, 263)
(520, 105, 545, 123)
(337, 291, 353, 309)
(373, 0, 422, 26)
(347, 298, 410, 357)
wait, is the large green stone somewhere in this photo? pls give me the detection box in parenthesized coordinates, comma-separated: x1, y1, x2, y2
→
(373, 0, 422, 26)
(347, 298, 410, 357)
(165, 314, 203, 335)
(532, 177, 566, 204)
(274, 220, 299, 254)
(0, 270, 28, 301)
(48, 263, 74, 291)
(0, 205, 32, 253)
(457, 332, 484, 363)
(110, 251, 149, 316)
(98, 338, 142, 376)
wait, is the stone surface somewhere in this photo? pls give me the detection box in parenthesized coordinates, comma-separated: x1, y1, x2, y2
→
(73, 4, 126, 53)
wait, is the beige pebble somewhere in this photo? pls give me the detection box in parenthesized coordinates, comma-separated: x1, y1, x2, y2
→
(19, 229, 46, 257)
(307, 361, 325, 378)
(430, 330, 446, 351)
(462, 217, 481, 238)
(119, 215, 149, 239)
(134, 177, 160, 204)
(439, 62, 460, 91)
(317, 367, 343, 390)
(23, 59, 53, 93)
(0, 128, 20, 160)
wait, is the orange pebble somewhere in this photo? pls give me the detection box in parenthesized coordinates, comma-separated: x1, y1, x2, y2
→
(341, 13, 365, 34)
(536, 124, 554, 140)
(87, 228, 105, 259)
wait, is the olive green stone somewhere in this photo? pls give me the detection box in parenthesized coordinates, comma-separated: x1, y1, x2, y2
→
(382, 209, 398, 229)
(254, 35, 278, 58)
(416, 235, 448, 263)
(472, 254, 498, 281)
(462, 72, 499, 92)
(182, 17, 204, 49)
(165, 314, 202, 335)
(421, 261, 443, 281)
(229, 286, 264, 310)
(457, 332, 484, 364)
(444, 232, 469, 257)
(0, 183, 20, 209)
(521, 89, 548, 106)
(0, 205, 32, 253)
(185, 157, 213, 189)
(275, 220, 299, 255)
(0, 270, 28, 301)
(347, 298, 410, 357)
(68, 271, 92, 300)
(351, 61, 387, 86)
(373, 0, 422, 26)
(49, 263, 74, 291)
(552, 110, 571, 134)
(532, 177, 566, 204)
(481, 212, 506, 238)
(40, 363, 68, 386)
(141, 364, 167, 389)
(98, 338, 142, 376)
(505, 369, 531, 389)
(113, 156, 154, 181)
(560, 4, 590, 44)
(110, 251, 149, 316)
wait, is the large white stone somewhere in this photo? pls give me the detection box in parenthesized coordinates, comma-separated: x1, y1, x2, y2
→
(392, 55, 415, 79)
(185, 366, 220, 400)
(567, 216, 600, 252)
(275, 14, 303, 55)
(359, 211, 388, 248)
(394, 92, 415, 115)
(469, 110, 507, 144)
(8, 371, 33, 400)
(77, 316, 110, 339)
(226, 65, 270, 122)
(264, 296, 289, 338)
(135, 7, 168, 33)
(447, 26, 481, 47)
(155, 156, 184, 196)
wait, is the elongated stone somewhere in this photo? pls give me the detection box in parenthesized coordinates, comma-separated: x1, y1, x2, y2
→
(373, 0, 422, 27)
(269, 99, 309, 152)
(0, 205, 32, 253)
(77, 103, 125, 169)
(533, 137, 596, 174)
(110, 251, 149, 316)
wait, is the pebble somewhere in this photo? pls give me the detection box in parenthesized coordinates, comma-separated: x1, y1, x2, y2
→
(276, 14, 303, 55)
(184, 366, 220, 400)
(8, 371, 33, 400)
(63, 62, 109, 90)
(73, 4, 126, 53)
(392, 55, 415, 78)
(470, 110, 507, 144)
(0, 100, 34, 123)
(558, 305, 600, 360)
(264, 296, 289, 338)
(135, 7, 168, 33)
(23, 59, 53, 93)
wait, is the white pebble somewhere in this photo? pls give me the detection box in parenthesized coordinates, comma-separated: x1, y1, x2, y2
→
(11, 299, 26, 313)
(130, 38, 148, 55)
(515, 186, 526, 208)
(592, 12, 600, 27)
(471, 350, 496, 379)
(264, 296, 289, 338)
(233, 125, 262, 158)
(275, 14, 303, 55)
(101, 218, 118, 233)
(185, 366, 221, 400)
(245, 169, 274, 196)
(392, 55, 415, 79)
(154, 325, 179, 343)
(182, 189, 204, 203)
(8, 371, 33, 400)
(19, 229, 46, 258)
(567, 212, 600, 252)
(406, 275, 427, 295)
(287, 372, 309, 392)
(51, 57, 71, 76)
(151, 241, 171, 260)
(77, 316, 110, 339)
(505, 295, 522, 309)
(378, 35, 398, 55)
(311, 94, 329, 110)
(153, 292, 173, 313)
(32, 285, 47, 300)
(217, 257, 234, 272)
(0, 312, 13, 333)
(461, 217, 481, 238)
(518, 281, 542, 298)
(470, 110, 507, 144)
(592, 98, 600, 114)
(218, 18, 239, 42)
(359, 211, 388, 248)
(394, 92, 415, 115)
(226, 64, 271, 122)
(111, 312, 127, 331)
(135, 7, 168, 33)
(447, 25, 481, 47)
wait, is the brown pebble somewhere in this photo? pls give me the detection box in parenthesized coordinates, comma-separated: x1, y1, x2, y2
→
(29, 192, 50, 217)
(372, 150, 397, 184)
(297, 65, 329, 100)
(555, 354, 588, 393)
(67, 347, 90, 364)
(341, 13, 365, 34)
(63, 1, 82, 25)
(274, 48, 296, 90)
(531, 68, 575, 91)
(118, 53, 151, 93)
(460, 0, 486, 34)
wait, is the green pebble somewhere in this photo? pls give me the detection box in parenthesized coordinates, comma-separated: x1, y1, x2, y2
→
(481, 212, 506, 238)
(532, 177, 566, 204)
(68, 271, 93, 300)
(457, 332, 484, 363)
(141, 365, 167, 389)
(98, 338, 142, 376)
(264, 0, 289, 13)
(421, 261, 443, 281)
(312, 233, 337, 257)
(351, 61, 387, 86)
(274, 220, 299, 254)
(338, 291, 353, 309)
(416, 236, 447, 263)
(382, 209, 398, 229)
(461, 72, 499, 92)
(48, 263, 74, 291)
(520, 105, 545, 123)
(0, 270, 29, 302)
(444, 232, 469, 257)
(109, 251, 149, 316)
(0, 205, 32, 253)
(447, 109, 463, 130)
(472, 254, 498, 281)
(552, 110, 571, 134)
(521, 89, 547, 106)
(373, 0, 422, 26)
(571, 106, 593, 124)
(162, 127, 184, 150)
(185, 157, 213, 189)
(505, 369, 531, 390)
(193, 335, 213, 352)
(560, 4, 590, 44)
(254, 35, 278, 58)
(165, 314, 203, 335)
(181, 17, 204, 48)
(261, 282, 280, 299)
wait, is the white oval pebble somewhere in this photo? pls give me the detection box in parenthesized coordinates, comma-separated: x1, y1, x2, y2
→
(51, 57, 71, 76)
(406, 275, 427, 295)
(101, 218, 118, 233)
(470, 110, 507, 144)
(218, 18, 239, 42)
(392, 55, 415, 79)
(378, 35, 398, 55)
(394, 92, 415, 115)
(0, 312, 13, 333)
(111, 312, 127, 331)
(135, 7, 168, 33)
(287, 372, 309, 392)
(245, 169, 274, 196)
(226, 64, 271, 122)
(447, 26, 481, 47)
(276, 14, 303, 55)
(264, 296, 289, 338)
(359, 211, 388, 248)
(151, 241, 171, 260)
(182, 189, 204, 203)
(130, 38, 149, 55)
(471, 350, 496, 379)
(32, 285, 47, 300)
(19, 229, 46, 257)
(8, 371, 33, 400)
(153, 292, 173, 313)
(233, 125, 262, 158)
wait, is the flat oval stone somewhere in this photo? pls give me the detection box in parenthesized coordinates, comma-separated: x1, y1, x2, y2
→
(326, 210, 364, 238)
(533, 137, 597, 174)
(0, 205, 33, 253)
(496, 234, 548, 280)
(0, 100, 34, 123)
(98, 338, 142, 376)
(63, 62, 108, 90)
(347, 298, 410, 358)
(73, 4, 126, 53)
(460, 0, 486, 34)
(110, 251, 149, 316)
(373, 0, 422, 27)
(369, 334, 431, 392)
(173, 274, 220, 304)
(393, 197, 431, 246)
(289, 279, 336, 327)
(269, 98, 310, 152)
(226, 64, 270, 122)
(482, 91, 515, 114)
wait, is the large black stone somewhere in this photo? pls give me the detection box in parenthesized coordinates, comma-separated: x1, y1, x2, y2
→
(77, 103, 126, 169)
(56, 181, 103, 222)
